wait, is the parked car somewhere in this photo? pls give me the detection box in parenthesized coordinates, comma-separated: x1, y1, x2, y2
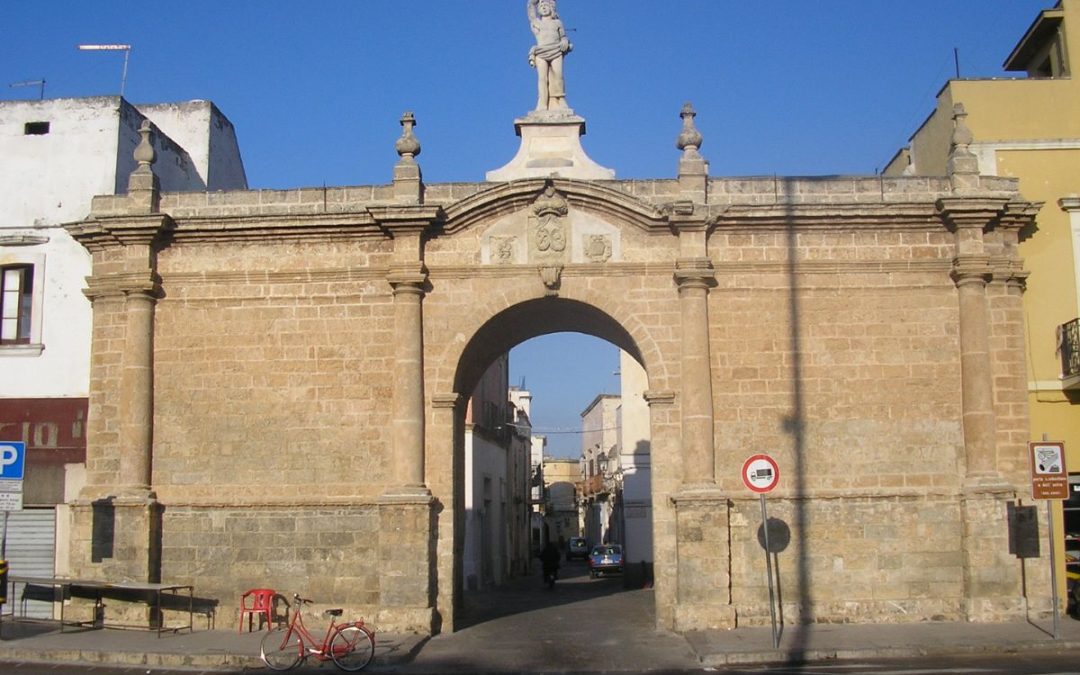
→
(588, 544, 623, 578)
(566, 537, 589, 561)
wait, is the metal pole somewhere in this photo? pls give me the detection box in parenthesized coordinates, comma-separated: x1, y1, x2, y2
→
(760, 494, 779, 648)
(1049, 500, 1061, 640)
(120, 49, 130, 98)
(1, 510, 8, 559)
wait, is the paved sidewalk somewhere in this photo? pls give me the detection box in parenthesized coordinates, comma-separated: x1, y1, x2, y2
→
(0, 618, 426, 671)
(3, 593, 1080, 672)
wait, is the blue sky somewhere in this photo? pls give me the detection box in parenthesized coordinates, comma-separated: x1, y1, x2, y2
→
(3, 1, 1052, 456)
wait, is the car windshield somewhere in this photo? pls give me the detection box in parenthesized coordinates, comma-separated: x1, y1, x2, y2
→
(591, 545, 621, 555)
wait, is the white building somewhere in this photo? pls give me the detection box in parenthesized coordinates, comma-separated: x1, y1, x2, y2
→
(0, 96, 245, 613)
(580, 393, 621, 546)
(462, 357, 532, 590)
(575, 352, 653, 585)
(616, 351, 652, 586)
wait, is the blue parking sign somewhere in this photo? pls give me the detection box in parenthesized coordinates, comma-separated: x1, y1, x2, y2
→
(0, 442, 25, 480)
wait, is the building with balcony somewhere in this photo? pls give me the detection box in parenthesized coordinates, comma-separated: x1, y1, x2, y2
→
(884, 0, 1080, 594)
(580, 394, 621, 547)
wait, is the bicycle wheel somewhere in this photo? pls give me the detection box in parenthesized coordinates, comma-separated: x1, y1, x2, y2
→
(260, 626, 303, 671)
(329, 624, 375, 671)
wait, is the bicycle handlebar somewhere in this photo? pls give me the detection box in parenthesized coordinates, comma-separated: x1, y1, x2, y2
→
(292, 593, 313, 605)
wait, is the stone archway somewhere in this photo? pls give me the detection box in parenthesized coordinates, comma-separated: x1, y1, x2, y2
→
(66, 124, 1041, 636)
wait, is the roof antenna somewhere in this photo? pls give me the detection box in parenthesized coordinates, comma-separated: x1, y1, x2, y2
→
(954, 47, 961, 78)
(9, 79, 46, 100)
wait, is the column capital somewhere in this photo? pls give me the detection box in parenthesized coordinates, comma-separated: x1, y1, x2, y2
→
(431, 392, 463, 410)
(369, 205, 442, 237)
(936, 197, 1009, 232)
(674, 257, 716, 290)
(1000, 200, 1042, 228)
(950, 256, 992, 287)
(65, 214, 174, 252)
(643, 389, 676, 406)
(84, 272, 163, 302)
(388, 263, 428, 295)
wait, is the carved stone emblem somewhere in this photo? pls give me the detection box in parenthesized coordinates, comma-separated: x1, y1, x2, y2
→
(583, 234, 612, 263)
(529, 182, 569, 263)
(492, 236, 517, 264)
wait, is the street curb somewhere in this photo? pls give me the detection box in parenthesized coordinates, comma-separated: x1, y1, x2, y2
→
(0, 645, 262, 670)
(696, 638, 1080, 667)
(0, 634, 429, 671)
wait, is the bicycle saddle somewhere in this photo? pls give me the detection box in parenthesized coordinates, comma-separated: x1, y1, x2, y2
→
(323, 608, 344, 617)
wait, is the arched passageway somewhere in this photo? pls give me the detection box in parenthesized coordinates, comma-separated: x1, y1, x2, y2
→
(448, 302, 653, 627)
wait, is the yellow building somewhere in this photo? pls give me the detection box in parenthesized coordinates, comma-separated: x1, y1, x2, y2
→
(542, 457, 581, 547)
(885, 0, 1080, 601)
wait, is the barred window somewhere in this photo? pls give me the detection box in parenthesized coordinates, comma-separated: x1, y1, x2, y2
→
(1, 264, 33, 344)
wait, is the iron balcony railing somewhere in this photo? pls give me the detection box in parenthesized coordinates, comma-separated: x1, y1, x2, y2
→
(1062, 318, 1080, 381)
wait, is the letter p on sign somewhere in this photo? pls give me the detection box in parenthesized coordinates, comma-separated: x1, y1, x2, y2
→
(0, 442, 25, 480)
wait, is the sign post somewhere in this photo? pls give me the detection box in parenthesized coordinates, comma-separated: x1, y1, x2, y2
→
(1029, 440, 1068, 640)
(0, 441, 25, 608)
(742, 454, 781, 648)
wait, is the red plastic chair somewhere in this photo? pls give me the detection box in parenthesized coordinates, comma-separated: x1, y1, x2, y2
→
(238, 588, 277, 633)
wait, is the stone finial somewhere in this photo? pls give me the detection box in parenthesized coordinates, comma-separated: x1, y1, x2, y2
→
(950, 103, 974, 150)
(395, 111, 421, 163)
(677, 102, 707, 198)
(128, 119, 160, 211)
(133, 119, 156, 171)
(393, 111, 424, 204)
(948, 103, 979, 175)
(676, 102, 704, 159)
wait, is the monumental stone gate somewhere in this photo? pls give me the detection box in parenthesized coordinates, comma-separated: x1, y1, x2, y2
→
(64, 5, 1045, 634)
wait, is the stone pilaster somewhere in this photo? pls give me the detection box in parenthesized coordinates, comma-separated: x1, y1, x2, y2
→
(643, 389, 677, 630)
(76, 218, 169, 500)
(62, 121, 169, 623)
(940, 196, 1023, 621)
(377, 492, 436, 633)
(388, 265, 428, 492)
(430, 392, 464, 633)
(369, 206, 441, 632)
(668, 212, 732, 630)
(672, 208, 717, 491)
(671, 491, 735, 631)
(119, 285, 156, 492)
(939, 197, 1011, 490)
(371, 206, 441, 497)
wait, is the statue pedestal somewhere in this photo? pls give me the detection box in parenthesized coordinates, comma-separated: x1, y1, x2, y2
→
(486, 110, 615, 181)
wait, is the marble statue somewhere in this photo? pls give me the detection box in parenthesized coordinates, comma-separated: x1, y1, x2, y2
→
(527, 0, 572, 112)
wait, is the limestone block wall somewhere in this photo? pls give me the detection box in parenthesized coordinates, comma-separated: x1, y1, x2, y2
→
(161, 505, 381, 625)
(730, 496, 967, 625)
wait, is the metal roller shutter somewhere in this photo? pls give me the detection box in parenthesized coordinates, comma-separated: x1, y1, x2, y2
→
(3, 508, 56, 619)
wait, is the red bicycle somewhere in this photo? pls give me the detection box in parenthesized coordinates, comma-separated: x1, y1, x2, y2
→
(260, 594, 376, 671)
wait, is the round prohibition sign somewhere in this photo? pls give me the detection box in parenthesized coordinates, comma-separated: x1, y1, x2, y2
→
(742, 454, 780, 493)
